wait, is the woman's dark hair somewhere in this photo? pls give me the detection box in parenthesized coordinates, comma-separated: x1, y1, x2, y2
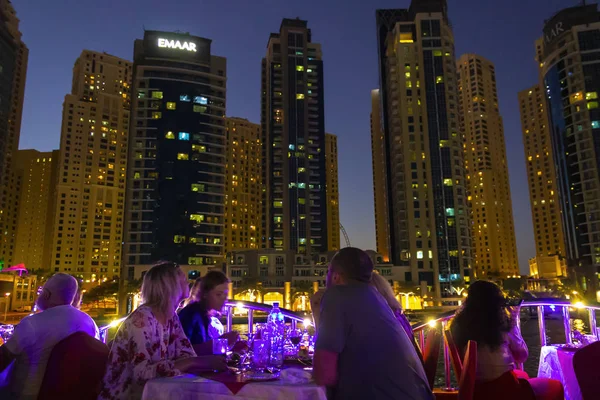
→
(187, 270, 229, 308)
(450, 280, 512, 351)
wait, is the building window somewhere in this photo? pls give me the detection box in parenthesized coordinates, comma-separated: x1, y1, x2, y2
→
(296, 94, 305, 100)
(165, 131, 175, 139)
(443, 178, 453, 186)
(273, 201, 283, 207)
(152, 112, 162, 119)
(177, 153, 189, 160)
(193, 105, 207, 113)
(174, 235, 186, 243)
(151, 91, 163, 99)
(190, 214, 204, 222)
(587, 101, 598, 110)
(193, 96, 208, 105)
(178, 132, 190, 141)
(592, 121, 600, 129)
(296, 65, 304, 72)
(180, 94, 191, 102)
(417, 251, 424, 259)
(191, 183, 205, 192)
(436, 76, 444, 84)
(166, 102, 176, 110)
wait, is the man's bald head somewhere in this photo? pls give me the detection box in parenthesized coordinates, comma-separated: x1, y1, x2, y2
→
(36, 273, 78, 311)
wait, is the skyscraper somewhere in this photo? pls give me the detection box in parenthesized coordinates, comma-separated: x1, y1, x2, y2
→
(51, 51, 131, 280)
(537, 4, 600, 287)
(518, 85, 565, 260)
(370, 89, 390, 262)
(325, 133, 340, 251)
(13, 150, 60, 271)
(224, 117, 262, 254)
(457, 54, 518, 278)
(261, 18, 328, 254)
(375, 0, 471, 299)
(0, 0, 28, 268)
(123, 31, 226, 279)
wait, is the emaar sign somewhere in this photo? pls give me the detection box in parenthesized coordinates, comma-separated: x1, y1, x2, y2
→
(157, 38, 197, 52)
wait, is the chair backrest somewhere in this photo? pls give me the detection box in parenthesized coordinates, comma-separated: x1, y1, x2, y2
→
(444, 329, 463, 380)
(422, 328, 441, 389)
(38, 331, 109, 400)
(573, 340, 600, 399)
(458, 340, 477, 400)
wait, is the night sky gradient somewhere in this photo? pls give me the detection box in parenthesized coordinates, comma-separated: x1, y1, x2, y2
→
(14, 0, 575, 274)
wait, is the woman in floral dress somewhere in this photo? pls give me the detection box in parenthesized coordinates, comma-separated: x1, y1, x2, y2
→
(98, 262, 226, 400)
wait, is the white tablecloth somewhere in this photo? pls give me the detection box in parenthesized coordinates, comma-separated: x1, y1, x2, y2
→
(537, 345, 581, 400)
(142, 373, 327, 400)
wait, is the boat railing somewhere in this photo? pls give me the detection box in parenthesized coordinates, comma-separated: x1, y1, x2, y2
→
(97, 299, 307, 343)
(410, 298, 600, 390)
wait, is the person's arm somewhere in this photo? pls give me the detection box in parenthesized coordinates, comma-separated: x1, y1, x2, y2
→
(172, 315, 197, 360)
(2, 318, 31, 372)
(178, 306, 212, 355)
(313, 287, 346, 387)
(310, 290, 325, 329)
(507, 324, 528, 364)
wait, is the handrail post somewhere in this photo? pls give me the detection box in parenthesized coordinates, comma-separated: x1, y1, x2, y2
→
(441, 320, 452, 390)
(588, 308, 598, 341)
(515, 307, 523, 370)
(247, 309, 254, 336)
(418, 329, 425, 351)
(291, 319, 297, 331)
(562, 306, 572, 345)
(537, 306, 547, 346)
(227, 306, 233, 332)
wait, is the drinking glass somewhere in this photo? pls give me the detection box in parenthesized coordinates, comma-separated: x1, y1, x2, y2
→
(252, 339, 269, 372)
(213, 338, 228, 355)
(289, 328, 302, 352)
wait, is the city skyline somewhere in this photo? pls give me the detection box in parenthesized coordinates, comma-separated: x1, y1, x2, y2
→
(13, 0, 574, 273)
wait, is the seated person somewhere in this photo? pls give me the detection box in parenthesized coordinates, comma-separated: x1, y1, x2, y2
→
(450, 280, 563, 400)
(0, 273, 99, 399)
(99, 262, 226, 400)
(313, 247, 433, 400)
(178, 271, 246, 355)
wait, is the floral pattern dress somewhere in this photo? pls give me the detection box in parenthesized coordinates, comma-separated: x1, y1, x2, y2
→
(98, 305, 196, 400)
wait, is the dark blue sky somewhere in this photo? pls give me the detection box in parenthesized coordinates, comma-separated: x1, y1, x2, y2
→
(15, 0, 573, 273)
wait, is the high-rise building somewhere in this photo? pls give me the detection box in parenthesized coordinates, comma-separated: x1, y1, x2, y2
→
(0, 0, 28, 268)
(325, 133, 340, 251)
(370, 89, 390, 262)
(224, 117, 262, 254)
(123, 31, 226, 279)
(518, 85, 565, 259)
(537, 4, 600, 285)
(457, 54, 518, 278)
(51, 51, 131, 280)
(261, 18, 328, 254)
(13, 149, 60, 271)
(375, 0, 472, 299)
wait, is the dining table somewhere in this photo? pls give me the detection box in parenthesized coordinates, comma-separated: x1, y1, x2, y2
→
(142, 364, 326, 400)
(536, 345, 581, 400)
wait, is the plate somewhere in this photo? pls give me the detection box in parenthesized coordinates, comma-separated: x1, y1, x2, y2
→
(244, 370, 281, 382)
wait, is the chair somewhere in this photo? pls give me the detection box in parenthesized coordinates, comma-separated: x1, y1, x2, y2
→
(573, 340, 600, 399)
(444, 329, 463, 380)
(38, 331, 109, 400)
(423, 328, 442, 389)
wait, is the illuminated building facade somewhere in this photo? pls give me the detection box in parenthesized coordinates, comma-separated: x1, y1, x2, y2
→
(0, 0, 28, 268)
(325, 133, 340, 251)
(224, 117, 262, 253)
(123, 31, 226, 279)
(376, 0, 472, 300)
(261, 19, 328, 254)
(370, 89, 390, 262)
(51, 50, 131, 280)
(13, 150, 59, 271)
(457, 54, 518, 278)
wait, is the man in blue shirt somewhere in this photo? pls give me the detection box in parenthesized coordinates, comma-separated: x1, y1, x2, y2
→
(313, 247, 433, 400)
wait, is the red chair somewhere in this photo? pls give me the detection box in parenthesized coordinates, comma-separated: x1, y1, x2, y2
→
(38, 331, 109, 400)
(444, 329, 463, 380)
(423, 328, 442, 389)
(573, 340, 600, 399)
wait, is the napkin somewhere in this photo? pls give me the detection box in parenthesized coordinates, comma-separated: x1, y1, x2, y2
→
(280, 368, 313, 384)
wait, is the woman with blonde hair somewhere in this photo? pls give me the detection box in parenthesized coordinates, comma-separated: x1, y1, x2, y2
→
(99, 262, 226, 400)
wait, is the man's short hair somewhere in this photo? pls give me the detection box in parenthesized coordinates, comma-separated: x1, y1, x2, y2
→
(45, 273, 78, 305)
(330, 247, 373, 283)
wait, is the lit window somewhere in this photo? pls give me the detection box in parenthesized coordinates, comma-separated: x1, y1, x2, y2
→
(166, 102, 176, 110)
(299, 238, 307, 244)
(296, 65, 304, 72)
(405, 72, 411, 79)
(569, 92, 583, 104)
(213, 238, 221, 244)
(273, 201, 283, 207)
(298, 198, 306, 205)
(191, 183, 205, 192)
(152, 112, 162, 119)
(165, 131, 175, 139)
(443, 178, 453, 186)
(193, 96, 208, 105)
(177, 153, 189, 160)
(190, 214, 204, 223)
(273, 216, 282, 223)
(592, 121, 600, 129)
(399, 32, 413, 43)
(406, 80, 412, 88)
(296, 93, 305, 100)
(151, 91, 163, 99)
(180, 94, 191, 102)
(586, 92, 598, 100)
(298, 183, 306, 189)
(445, 208, 455, 217)
(436, 76, 444, 84)
(298, 167, 306, 173)
(188, 257, 203, 265)
(178, 132, 190, 141)
(289, 144, 295, 150)
(173, 235, 186, 244)
(193, 105, 207, 113)
(417, 251, 424, 259)
(433, 50, 443, 56)
(428, 250, 433, 259)
(192, 144, 206, 152)
(587, 101, 598, 109)
(307, 69, 313, 73)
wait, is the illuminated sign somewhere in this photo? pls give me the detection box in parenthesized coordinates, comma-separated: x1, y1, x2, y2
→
(157, 38, 197, 52)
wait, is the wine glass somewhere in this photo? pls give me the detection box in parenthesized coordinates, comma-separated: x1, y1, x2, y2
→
(289, 328, 302, 353)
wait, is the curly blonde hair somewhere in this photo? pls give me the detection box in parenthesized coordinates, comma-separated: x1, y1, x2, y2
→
(141, 261, 187, 314)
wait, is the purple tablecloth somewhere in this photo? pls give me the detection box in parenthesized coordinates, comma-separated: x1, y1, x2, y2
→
(537, 345, 581, 400)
